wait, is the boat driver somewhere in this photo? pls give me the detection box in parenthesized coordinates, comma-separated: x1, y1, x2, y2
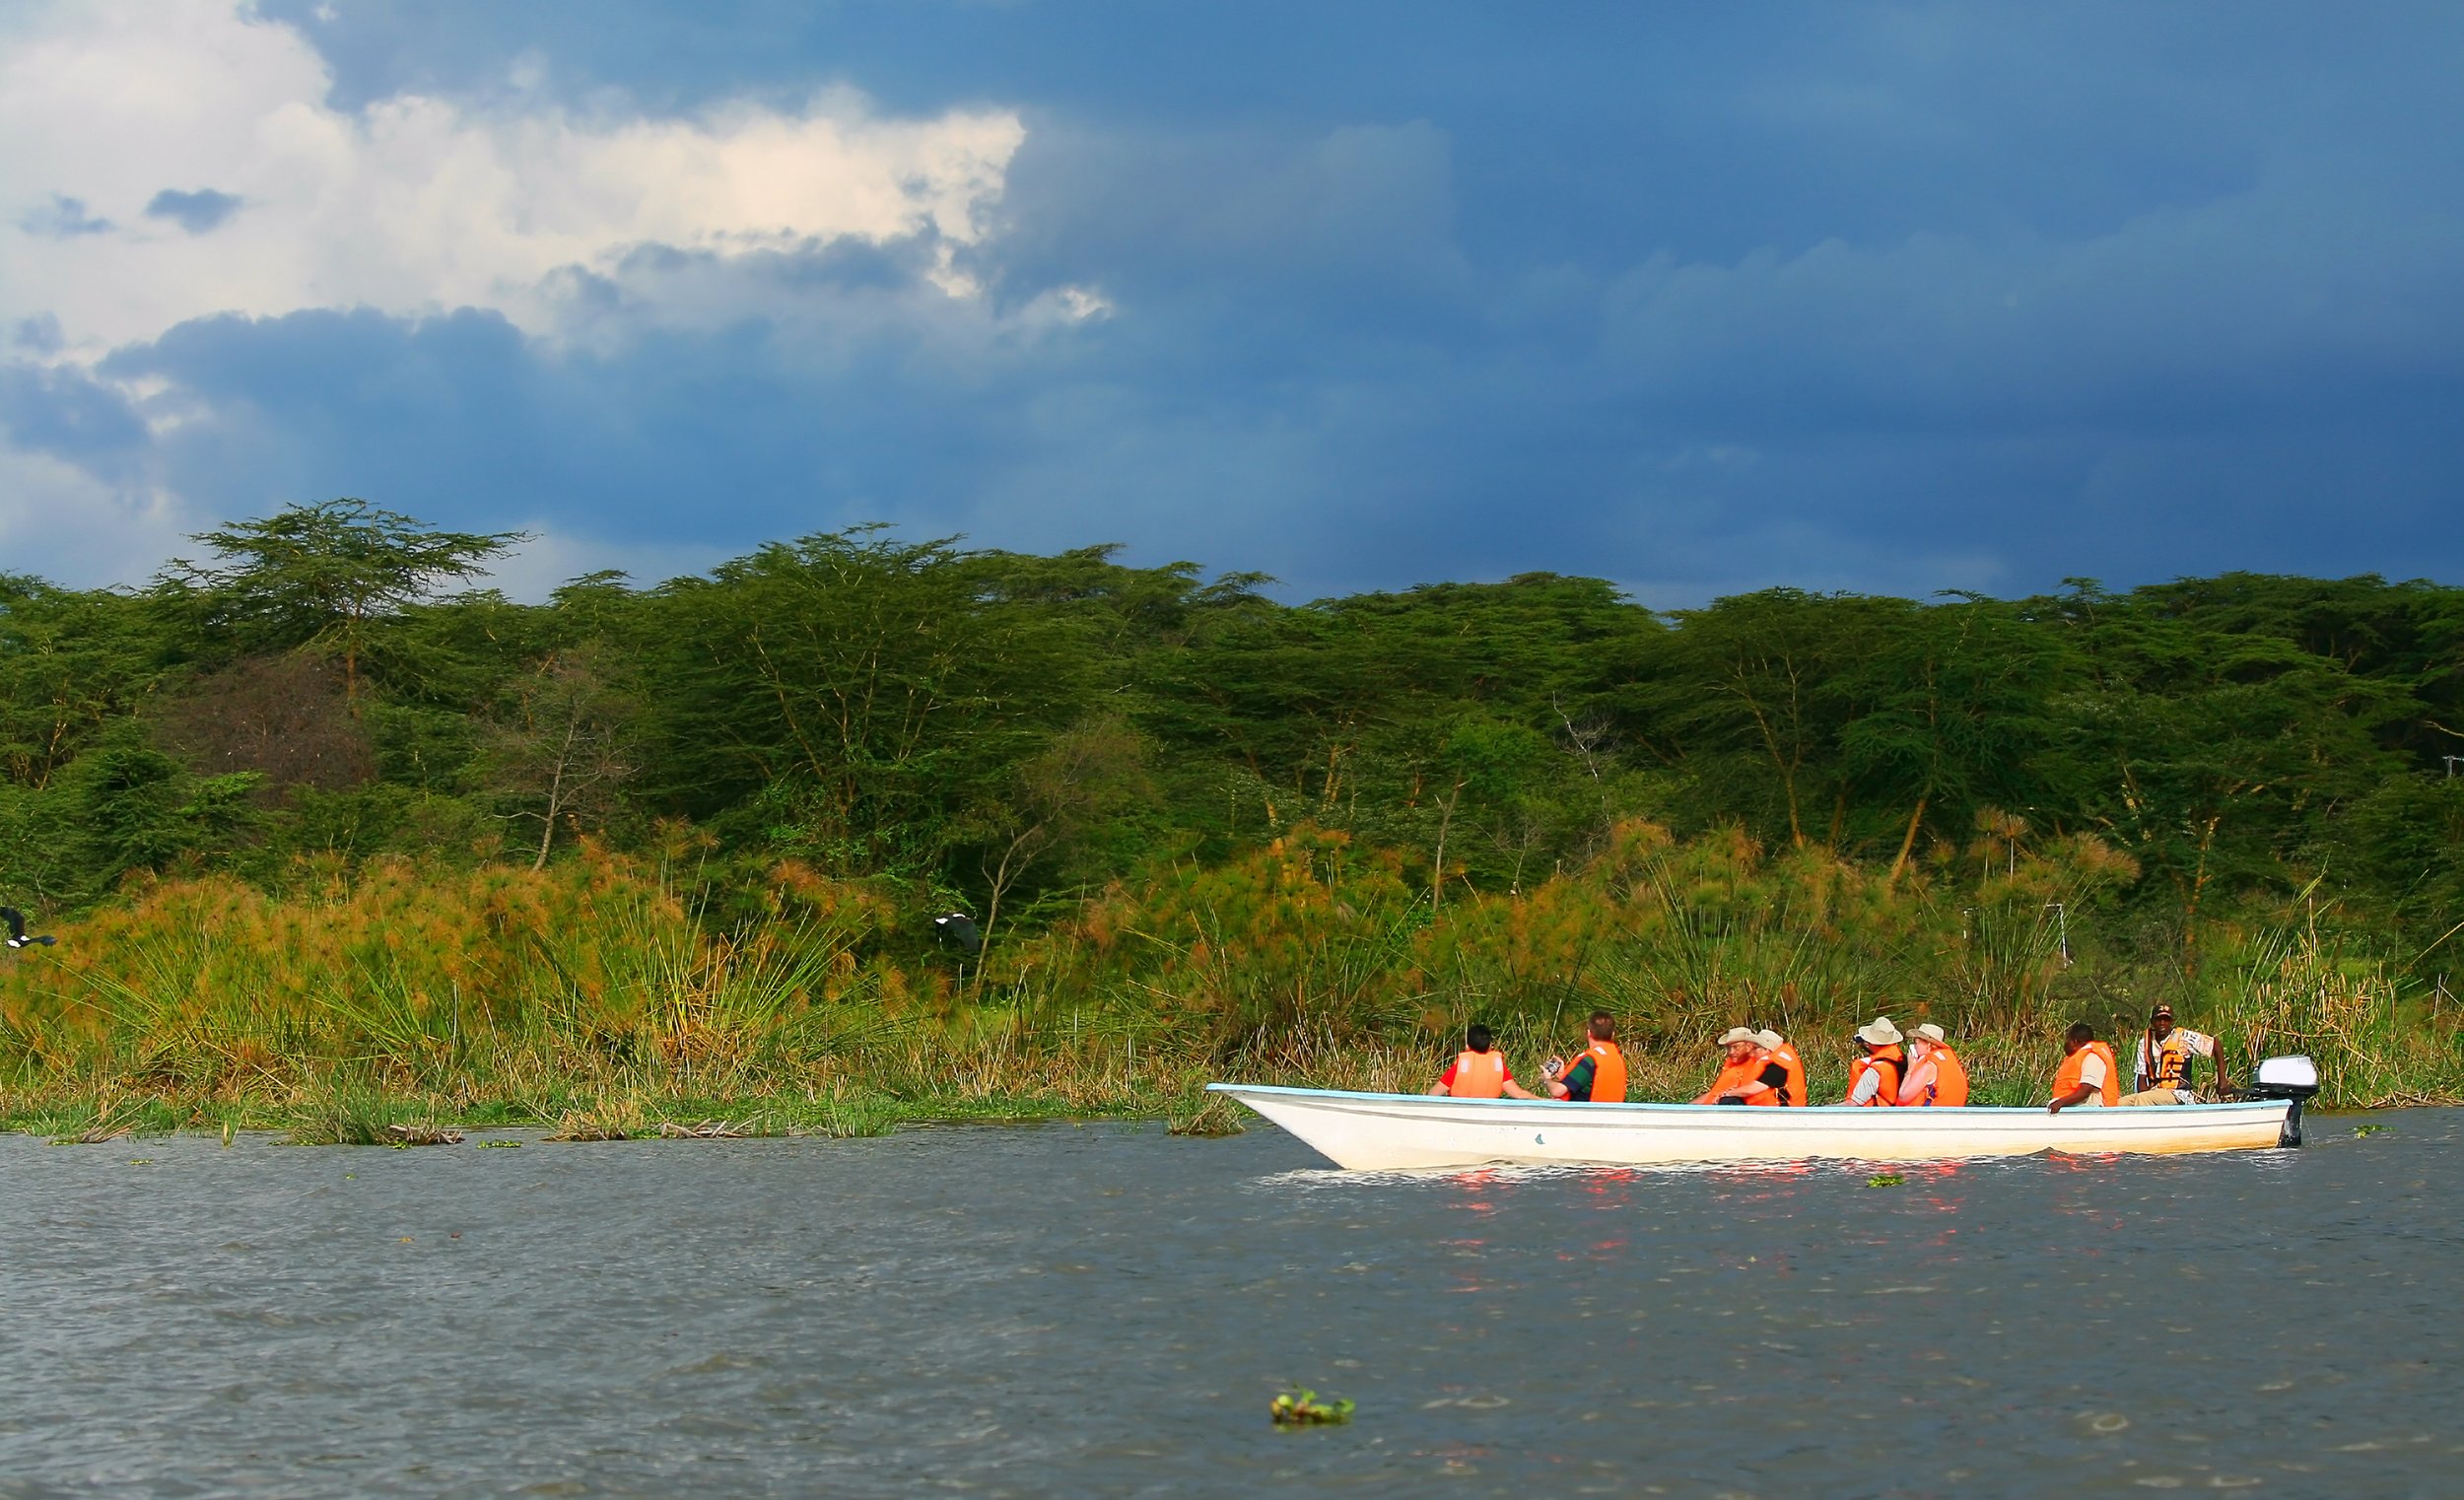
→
(2119, 1003, 2229, 1106)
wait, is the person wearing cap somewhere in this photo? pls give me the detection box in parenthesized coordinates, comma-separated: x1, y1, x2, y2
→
(1758, 1028, 1808, 1107)
(1540, 1010, 1629, 1103)
(1898, 1023, 1971, 1107)
(2047, 1021, 2120, 1112)
(2119, 1004, 2229, 1106)
(1695, 1027, 1788, 1105)
(1429, 1022, 1544, 1099)
(1843, 1018, 1906, 1106)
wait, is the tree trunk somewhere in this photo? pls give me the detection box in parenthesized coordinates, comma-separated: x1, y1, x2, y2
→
(1430, 783, 1463, 911)
(1886, 794, 1929, 890)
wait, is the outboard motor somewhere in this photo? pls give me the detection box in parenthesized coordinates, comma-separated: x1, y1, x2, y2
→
(2244, 1055, 2320, 1147)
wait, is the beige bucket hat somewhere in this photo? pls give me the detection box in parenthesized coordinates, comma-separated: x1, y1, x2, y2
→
(1855, 1017, 1904, 1048)
(1912, 1023, 1949, 1045)
(1755, 1029, 1785, 1051)
(1716, 1026, 1759, 1047)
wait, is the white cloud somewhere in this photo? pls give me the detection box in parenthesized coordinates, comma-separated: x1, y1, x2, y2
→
(0, 0, 1028, 358)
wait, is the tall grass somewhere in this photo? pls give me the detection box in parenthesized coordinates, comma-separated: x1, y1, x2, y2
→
(2, 821, 2456, 1135)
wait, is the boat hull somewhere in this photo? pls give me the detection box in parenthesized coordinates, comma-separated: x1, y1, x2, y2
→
(1205, 1084, 2293, 1171)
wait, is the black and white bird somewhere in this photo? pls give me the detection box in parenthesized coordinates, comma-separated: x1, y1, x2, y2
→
(1, 906, 55, 949)
(931, 912, 982, 954)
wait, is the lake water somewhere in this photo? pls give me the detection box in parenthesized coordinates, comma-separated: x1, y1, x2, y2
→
(2, 1111, 2458, 1498)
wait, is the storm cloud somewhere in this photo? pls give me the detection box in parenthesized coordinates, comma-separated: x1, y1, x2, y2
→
(3, 1, 2458, 602)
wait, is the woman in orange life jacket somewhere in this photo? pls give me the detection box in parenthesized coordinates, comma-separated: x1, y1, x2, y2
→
(2047, 1020, 2121, 1112)
(1755, 1029, 1808, 1106)
(1899, 1022, 1971, 1107)
(1699, 1027, 1795, 1106)
(1843, 1017, 1906, 1106)
(1428, 1022, 1543, 1099)
(1541, 1011, 1629, 1103)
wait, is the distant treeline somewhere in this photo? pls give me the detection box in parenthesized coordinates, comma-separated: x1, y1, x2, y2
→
(4, 499, 2461, 956)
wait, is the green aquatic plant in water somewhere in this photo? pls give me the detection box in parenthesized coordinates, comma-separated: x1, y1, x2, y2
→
(1269, 1388, 1354, 1426)
(1867, 1173, 1904, 1187)
(2354, 1124, 2386, 1136)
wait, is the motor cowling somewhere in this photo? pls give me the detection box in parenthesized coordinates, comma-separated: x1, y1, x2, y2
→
(2243, 1055, 2319, 1146)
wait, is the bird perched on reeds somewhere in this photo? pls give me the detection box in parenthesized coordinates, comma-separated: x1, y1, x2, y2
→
(931, 912, 981, 954)
(1, 906, 56, 949)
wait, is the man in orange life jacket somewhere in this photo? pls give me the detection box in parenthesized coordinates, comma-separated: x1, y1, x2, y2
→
(1757, 1029, 1808, 1106)
(1899, 1023, 1971, 1107)
(1843, 1018, 1905, 1106)
(2047, 1021, 2121, 1112)
(1698, 1026, 1793, 1105)
(2119, 1003, 2229, 1106)
(1428, 1023, 1543, 1099)
(1541, 1011, 1629, 1103)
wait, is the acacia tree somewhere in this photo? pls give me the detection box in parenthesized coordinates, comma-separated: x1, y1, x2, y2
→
(160, 500, 526, 708)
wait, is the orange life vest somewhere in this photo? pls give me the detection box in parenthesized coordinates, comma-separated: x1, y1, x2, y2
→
(1449, 1049, 1506, 1099)
(1768, 1043, 1808, 1107)
(1929, 1044, 1970, 1106)
(1847, 1046, 1904, 1106)
(1571, 1040, 1627, 1103)
(1898, 1049, 1940, 1106)
(1694, 1057, 1763, 1105)
(2053, 1040, 2120, 1106)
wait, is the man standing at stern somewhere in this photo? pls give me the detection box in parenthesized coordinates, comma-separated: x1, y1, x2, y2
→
(2120, 1003, 2229, 1105)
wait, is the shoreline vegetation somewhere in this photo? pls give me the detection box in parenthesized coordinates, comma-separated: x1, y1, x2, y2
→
(4, 828, 2454, 1144)
(4, 501, 2463, 1139)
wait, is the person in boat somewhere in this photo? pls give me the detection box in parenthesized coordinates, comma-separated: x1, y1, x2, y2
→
(1899, 1022, 1971, 1107)
(1429, 1023, 1544, 1099)
(2119, 1003, 2229, 1105)
(1541, 1011, 1629, 1103)
(1757, 1029, 1808, 1106)
(1697, 1026, 1795, 1105)
(1843, 1018, 1906, 1106)
(2047, 1021, 2121, 1112)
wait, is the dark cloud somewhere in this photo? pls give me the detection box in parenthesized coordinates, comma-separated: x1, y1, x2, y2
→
(144, 188, 245, 235)
(0, 361, 151, 481)
(18, 194, 113, 239)
(11, 2, 2463, 600)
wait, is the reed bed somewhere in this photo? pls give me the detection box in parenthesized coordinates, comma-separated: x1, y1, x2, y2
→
(3, 824, 2457, 1139)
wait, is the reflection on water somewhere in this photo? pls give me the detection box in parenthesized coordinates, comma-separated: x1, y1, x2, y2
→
(3, 1114, 2460, 1498)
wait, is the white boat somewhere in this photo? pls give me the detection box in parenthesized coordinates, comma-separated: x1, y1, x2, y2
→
(1204, 1079, 2308, 1171)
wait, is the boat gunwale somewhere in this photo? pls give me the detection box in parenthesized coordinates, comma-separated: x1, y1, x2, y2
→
(1204, 1081, 2284, 1118)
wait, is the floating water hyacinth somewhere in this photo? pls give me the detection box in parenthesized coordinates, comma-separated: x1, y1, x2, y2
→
(1867, 1173, 1904, 1187)
(478, 1139, 523, 1148)
(1270, 1388, 1354, 1426)
(2353, 1124, 2385, 1136)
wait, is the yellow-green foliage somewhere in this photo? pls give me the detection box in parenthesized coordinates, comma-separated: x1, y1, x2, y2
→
(2, 822, 2456, 1131)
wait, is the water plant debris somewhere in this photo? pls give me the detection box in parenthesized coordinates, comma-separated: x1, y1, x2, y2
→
(384, 1124, 464, 1146)
(2353, 1124, 2386, 1136)
(1867, 1173, 1905, 1188)
(1270, 1387, 1355, 1426)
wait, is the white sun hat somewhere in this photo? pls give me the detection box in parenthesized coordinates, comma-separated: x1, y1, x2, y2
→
(1855, 1017, 1904, 1048)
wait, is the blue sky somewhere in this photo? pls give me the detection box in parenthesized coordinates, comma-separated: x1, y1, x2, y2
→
(2, 2, 2459, 603)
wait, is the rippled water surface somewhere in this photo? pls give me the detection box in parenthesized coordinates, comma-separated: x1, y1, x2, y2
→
(4, 1110, 2459, 1498)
